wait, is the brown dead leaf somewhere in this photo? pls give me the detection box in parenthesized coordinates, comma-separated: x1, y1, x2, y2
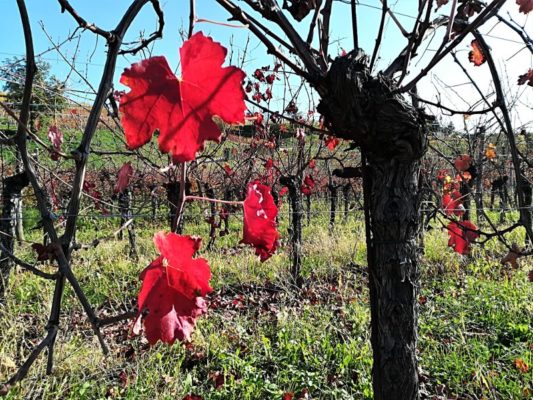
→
(500, 243, 522, 269)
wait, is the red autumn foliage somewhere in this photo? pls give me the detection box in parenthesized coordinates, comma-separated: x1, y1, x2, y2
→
(242, 181, 279, 261)
(454, 154, 472, 172)
(516, 0, 533, 14)
(447, 220, 479, 255)
(264, 158, 274, 170)
(223, 164, 233, 176)
(324, 135, 340, 150)
(518, 69, 533, 86)
(133, 232, 211, 345)
(301, 175, 315, 196)
(47, 125, 63, 161)
(119, 32, 246, 162)
(153, 232, 212, 298)
(442, 191, 465, 216)
(468, 40, 486, 66)
(114, 162, 134, 193)
(437, 169, 449, 181)
(83, 180, 108, 214)
(308, 159, 316, 169)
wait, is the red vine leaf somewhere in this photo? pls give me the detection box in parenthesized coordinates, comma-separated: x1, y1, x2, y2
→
(324, 136, 340, 150)
(454, 154, 472, 172)
(120, 32, 246, 162)
(242, 181, 279, 261)
(134, 232, 212, 345)
(518, 69, 533, 86)
(301, 175, 315, 196)
(223, 164, 233, 176)
(134, 257, 208, 345)
(447, 220, 479, 255)
(153, 232, 212, 299)
(468, 40, 486, 66)
(516, 0, 533, 14)
(264, 158, 274, 170)
(47, 125, 63, 161)
(114, 162, 134, 193)
(442, 191, 465, 216)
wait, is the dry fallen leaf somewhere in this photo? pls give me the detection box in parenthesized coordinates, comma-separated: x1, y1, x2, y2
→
(500, 243, 522, 269)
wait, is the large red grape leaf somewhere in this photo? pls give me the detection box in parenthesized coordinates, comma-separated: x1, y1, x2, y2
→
(447, 220, 479, 255)
(242, 181, 279, 261)
(134, 256, 208, 345)
(134, 232, 212, 345)
(120, 32, 246, 162)
(153, 232, 212, 299)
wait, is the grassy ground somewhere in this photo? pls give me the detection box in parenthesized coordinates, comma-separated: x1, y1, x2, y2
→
(0, 204, 531, 399)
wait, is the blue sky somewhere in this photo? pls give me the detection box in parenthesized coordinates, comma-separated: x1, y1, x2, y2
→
(0, 1, 531, 129)
(0, 1, 417, 96)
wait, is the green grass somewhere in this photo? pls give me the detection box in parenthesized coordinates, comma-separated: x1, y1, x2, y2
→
(0, 203, 531, 399)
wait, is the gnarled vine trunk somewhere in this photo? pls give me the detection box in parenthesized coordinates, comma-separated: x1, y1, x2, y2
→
(318, 50, 427, 400)
(280, 175, 303, 284)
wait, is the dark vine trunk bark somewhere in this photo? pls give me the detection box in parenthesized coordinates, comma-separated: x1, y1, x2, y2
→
(167, 181, 185, 233)
(343, 184, 350, 221)
(328, 184, 338, 232)
(205, 185, 217, 250)
(280, 176, 303, 284)
(305, 195, 311, 225)
(366, 159, 421, 399)
(474, 133, 485, 225)
(317, 49, 427, 400)
(0, 172, 29, 302)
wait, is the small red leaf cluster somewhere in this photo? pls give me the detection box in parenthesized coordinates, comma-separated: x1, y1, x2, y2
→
(242, 181, 279, 261)
(301, 175, 315, 197)
(324, 135, 340, 150)
(442, 191, 465, 217)
(454, 154, 472, 172)
(47, 125, 63, 161)
(134, 232, 212, 345)
(83, 180, 107, 214)
(114, 162, 134, 194)
(468, 40, 486, 67)
(246, 63, 281, 105)
(119, 32, 246, 162)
